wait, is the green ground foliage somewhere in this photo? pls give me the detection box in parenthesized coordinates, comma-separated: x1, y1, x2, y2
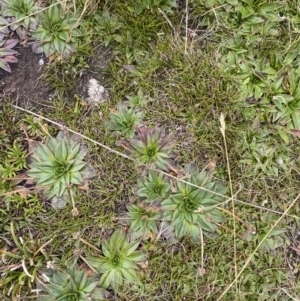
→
(1, 0, 300, 300)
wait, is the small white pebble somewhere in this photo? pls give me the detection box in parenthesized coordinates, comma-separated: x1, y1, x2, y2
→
(38, 59, 44, 66)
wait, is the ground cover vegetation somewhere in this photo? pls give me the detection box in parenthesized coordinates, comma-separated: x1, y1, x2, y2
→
(0, 0, 300, 300)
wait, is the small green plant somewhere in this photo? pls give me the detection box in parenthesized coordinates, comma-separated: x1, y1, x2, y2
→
(192, 0, 284, 37)
(6, 140, 27, 169)
(0, 172, 15, 193)
(87, 230, 146, 291)
(27, 131, 95, 200)
(240, 140, 290, 177)
(21, 116, 45, 137)
(108, 103, 143, 138)
(136, 170, 171, 202)
(0, 38, 18, 72)
(135, 0, 178, 14)
(36, 261, 108, 301)
(32, 3, 81, 57)
(0, 0, 39, 39)
(127, 203, 161, 240)
(0, 140, 27, 178)
(4, 193, 45, 219)
(0, 158, 21, 178)
(161, 166, 226, 242)
(244, 212, 286, 252)
(126, 89, 148, 108)
(236, 58, 276, 100)
(120, 126, 174, 170)
(0, 140, 27, 197)
(239, 123, 291, 177)
(266, 69, 300, 129)
(93, 10, 123, 47)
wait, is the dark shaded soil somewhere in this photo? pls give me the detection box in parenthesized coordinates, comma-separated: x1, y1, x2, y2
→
(0, 42, 112, 111)
(0, 44, 51, 107)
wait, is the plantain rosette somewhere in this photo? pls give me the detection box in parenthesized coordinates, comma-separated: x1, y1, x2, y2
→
(120, 126, 175, 171)
(27, 131, 95, 208)
(32, 3, 81, 57)
(161, 166, 226, 242)
(36, 261, 109, 301)
(87, 230, 146, 291)
(0, 0, 39, 40)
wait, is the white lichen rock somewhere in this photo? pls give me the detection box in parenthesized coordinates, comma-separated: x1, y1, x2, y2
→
(86, 78, 109, 104)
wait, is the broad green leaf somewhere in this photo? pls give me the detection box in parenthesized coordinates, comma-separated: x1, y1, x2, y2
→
(293, 86, 300, 100)
(127, 250, 146, 262)
(122, 240, 139, 256)
(86, 256, 103, 268)
(69, 161, 86, 172)
(52, 271, 68, 285)
(241, 0, 254, 6)
(121, 258, 139, 270)
(53, 37, 64, 53)
(175, 221, 184, 238)
(102, 241, 110, 258)
(109, 230, 126, 249)
(257, 2, 285, 14)
(98, 261, 114, 274)
(277, 129, 289, 144)
(82, 280, 98, 293)
(66, 142, 80, 160)
(64, 277, 77, 293)
(58, 31, 69, 41)
(99, 270, 117, 289)
(74, 269, 87, 290)
(45, 283, 66, 297)
(121, 268, 140, 284)
(291, 111, 300, 129)
(70, 172, 83, 185)
(271, 76, 284, 92)
(36, 173, 56, 186)
(52, 180, 65, 196)
(268, 228, 286, 236)
(240, 6, 255, 19)
(198, 214, 216, 232)
(36, 143, 56, 161)
(226, 0, 238, 5)
(161, 198, 176, 210)
(147, 220, 158, 233)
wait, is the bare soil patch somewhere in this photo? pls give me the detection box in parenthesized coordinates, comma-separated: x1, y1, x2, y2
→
(0, 42, 111, 111)
(0, 44, 51, 107)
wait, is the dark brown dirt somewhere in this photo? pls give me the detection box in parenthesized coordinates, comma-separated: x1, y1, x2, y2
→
(0, 44, 51, 108)
(0, 41, 112, 111)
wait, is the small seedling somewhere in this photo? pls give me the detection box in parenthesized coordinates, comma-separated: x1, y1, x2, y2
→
(93, 10, 123, 47)
(127, 203, 161, 240)
(108, 103, 143, 138)
(136, 170, 171, 202)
